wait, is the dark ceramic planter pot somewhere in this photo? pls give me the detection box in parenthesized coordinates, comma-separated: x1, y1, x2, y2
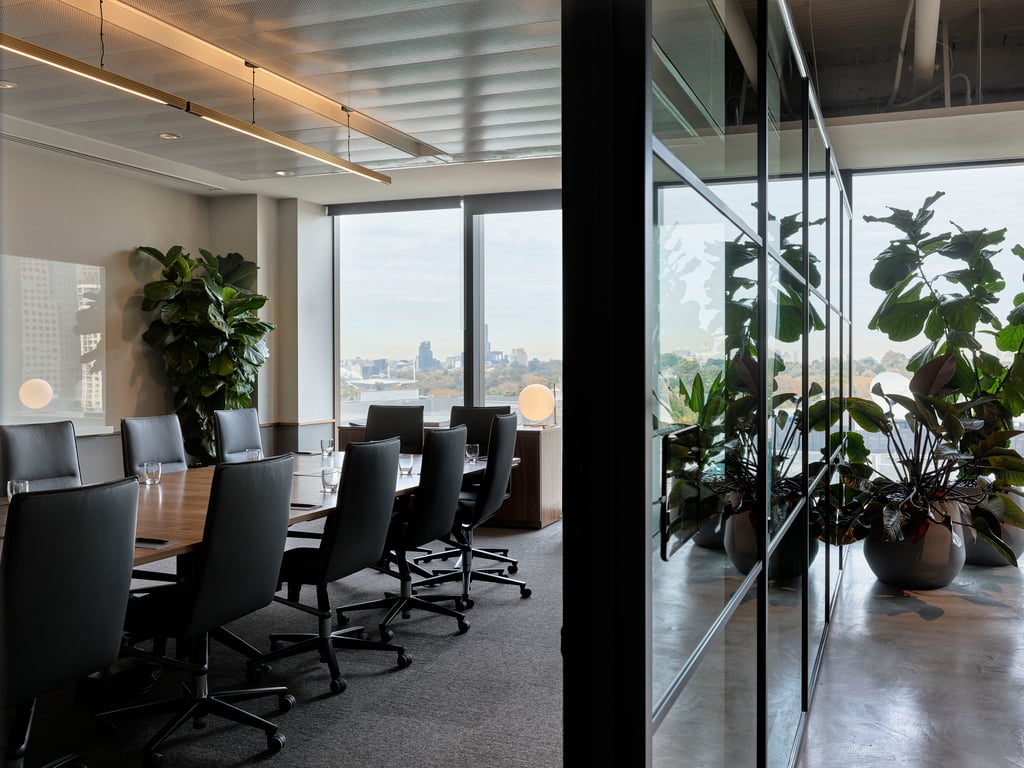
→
(723, 507, 819, 579)
(863, 518, 965, 589)
(692, 512, 725, 549)
(964, 523, 1024, 567)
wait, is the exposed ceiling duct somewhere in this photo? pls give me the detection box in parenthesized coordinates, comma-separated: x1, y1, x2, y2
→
(914, 0, 942, 94)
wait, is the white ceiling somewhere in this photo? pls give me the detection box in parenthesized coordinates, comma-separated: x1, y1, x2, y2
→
(1, 0, 1022, 206)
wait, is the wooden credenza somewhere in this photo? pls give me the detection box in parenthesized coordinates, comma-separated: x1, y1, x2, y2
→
(336, 423, 562, 528)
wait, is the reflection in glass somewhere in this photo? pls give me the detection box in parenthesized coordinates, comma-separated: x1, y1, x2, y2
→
(0, 254, 106, 432)
(652, 170, 752, 709)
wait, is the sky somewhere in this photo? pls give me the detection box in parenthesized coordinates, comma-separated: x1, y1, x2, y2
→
(338, 208, 562, 363)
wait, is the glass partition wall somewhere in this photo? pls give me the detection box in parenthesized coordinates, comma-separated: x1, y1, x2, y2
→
(563, 0, 852, 765)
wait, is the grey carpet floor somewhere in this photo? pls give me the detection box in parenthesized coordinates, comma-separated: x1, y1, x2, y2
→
(6, 523, 564, 768)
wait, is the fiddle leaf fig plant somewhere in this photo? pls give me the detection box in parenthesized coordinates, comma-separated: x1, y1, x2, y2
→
(138, 245, 275, 464)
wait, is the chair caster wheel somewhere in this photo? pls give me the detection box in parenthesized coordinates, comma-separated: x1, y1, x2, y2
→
(330, 677, 347, 694)
(267, 732, 286, 753)
(508, 563, 518, 574)
(144, 751, 164, 767)
(247, 663, 270, 683)
(380, 626, 395, 642)
(336, 611, 350, 627)
(278, 693, 295, 712)
(397, 652, 413, 668)
(457, 618, 470, 634)
(270, 640, 283, 652)
(454, 598, 466, 611)
(520, 587, 532, 598)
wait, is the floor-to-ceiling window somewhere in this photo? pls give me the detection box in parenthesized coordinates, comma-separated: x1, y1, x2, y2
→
(333, 202, 464, 424)
(478, 208, 563, 420)
(331, 192, 562, 423)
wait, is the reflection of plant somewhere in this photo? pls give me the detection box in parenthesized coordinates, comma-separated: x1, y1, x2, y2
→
(139, 245, 275, 464)
(832, 353, 1024, 565)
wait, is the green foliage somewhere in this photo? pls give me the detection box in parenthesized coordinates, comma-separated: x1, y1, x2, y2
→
(863, 191, 1024, 439)
(833, 353, 1024, 564)
(138, 245, 275, 464)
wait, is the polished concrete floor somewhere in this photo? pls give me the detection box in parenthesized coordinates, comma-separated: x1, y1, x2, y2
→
(796, 541, 1024, 768)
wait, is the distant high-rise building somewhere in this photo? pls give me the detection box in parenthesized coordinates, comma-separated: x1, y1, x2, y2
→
(418, 340, 438, 370)
(512, 347, 528, 366)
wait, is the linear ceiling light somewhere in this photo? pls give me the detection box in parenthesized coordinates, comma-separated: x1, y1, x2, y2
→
(185, 101, 390, 184)
(0, 32, 185, 108)
(0, 32, 390, 184)
(59, 0, 445, 159)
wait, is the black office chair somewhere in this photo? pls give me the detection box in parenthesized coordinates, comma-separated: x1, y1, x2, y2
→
(213, 407, 263, 463)
(245, 438, 412, 695)
(335, 426, 470, 641)
(449, 405, 511, 456)
(2, 478, 139, 768)
(121, 414, 191, 587)
(97, 454, 296, 766)
(0, 420, 82, 490)
(121, 414, 190, 478)
(414, 413, 531, 609)
(363, 404, 424, 453)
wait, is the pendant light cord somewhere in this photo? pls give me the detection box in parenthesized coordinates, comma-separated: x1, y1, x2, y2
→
(99, 0, 105, 68)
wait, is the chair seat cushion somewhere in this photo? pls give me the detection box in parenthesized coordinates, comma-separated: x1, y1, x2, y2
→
(279, 546, 321, 587)
(123, 584, 195, 637)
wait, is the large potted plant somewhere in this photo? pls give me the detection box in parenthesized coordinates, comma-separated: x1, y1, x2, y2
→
(139, 245, 275, 465)
(833, 353, 1024, 588)
(863, 191, 1024, 564)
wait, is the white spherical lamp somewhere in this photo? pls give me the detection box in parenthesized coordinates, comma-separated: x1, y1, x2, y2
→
(518, 383, 555, 425)
(19, 378, 54, 409)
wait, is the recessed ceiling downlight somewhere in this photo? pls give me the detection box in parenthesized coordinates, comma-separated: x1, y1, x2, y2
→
(274, 170, 295, 177)
(158, 132, 181, 140)
(0, 80, 17, 88)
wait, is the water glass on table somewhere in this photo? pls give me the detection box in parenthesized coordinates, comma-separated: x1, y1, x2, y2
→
(6, 479, 29, 498)
(142, 461, 162, 485)
(398, 453, 415, 476)
(465, 443, 480, 464)
(321, 465, 341, 493)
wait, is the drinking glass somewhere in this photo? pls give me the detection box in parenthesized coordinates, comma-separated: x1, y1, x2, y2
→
(465, 443, 480, 464)
(245, 448, 262, 461)
(398, 453, 415, 475)
(6, 479, 29, 497)
(143, 461, 162, 485)
(321, 438, 335, 455)
(321, 466, 341, 493)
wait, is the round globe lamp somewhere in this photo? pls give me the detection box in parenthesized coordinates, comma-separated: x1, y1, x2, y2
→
(19, 378, 54, 409)
(518, 383, 555, 426)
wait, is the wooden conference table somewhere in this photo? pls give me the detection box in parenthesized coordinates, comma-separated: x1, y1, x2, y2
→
(0, 451, 492, 566)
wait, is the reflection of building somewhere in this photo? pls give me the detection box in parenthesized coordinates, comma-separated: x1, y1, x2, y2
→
(19, 259, 103, 413)
(77, 281, 104, 413)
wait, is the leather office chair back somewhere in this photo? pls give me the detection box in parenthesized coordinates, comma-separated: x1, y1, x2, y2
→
(449, 405, 511, 455)
(462, 412, 517, 527)
(406, 425, 467, 545)
(184, 453, 293, 636)
(121, 414, 190, 478)
(213, 407, 264, 464)
(0, 421, 82, 490)
(2, 477, 138, 706)
(363, 404, 424, 454)
(318, 437, 400, 585)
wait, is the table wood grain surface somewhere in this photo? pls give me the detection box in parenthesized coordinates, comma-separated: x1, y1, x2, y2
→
(0, 452, 490, 565)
